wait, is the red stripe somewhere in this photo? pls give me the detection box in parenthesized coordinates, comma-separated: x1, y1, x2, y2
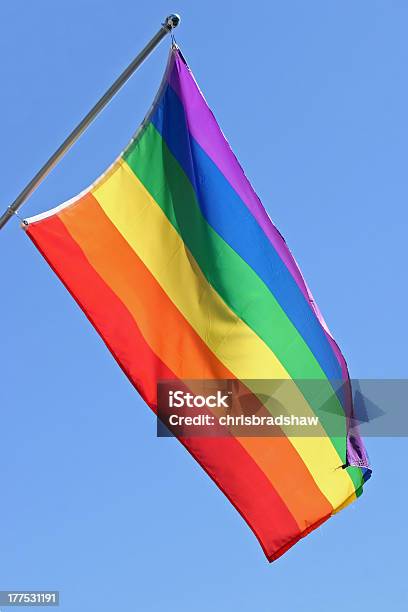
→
(27, 214, 302, 560)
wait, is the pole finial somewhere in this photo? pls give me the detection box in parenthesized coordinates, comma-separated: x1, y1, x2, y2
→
(164, 14, 181, 30)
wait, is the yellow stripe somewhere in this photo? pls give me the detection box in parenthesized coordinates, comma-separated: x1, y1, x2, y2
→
(89, 158, 356, 509)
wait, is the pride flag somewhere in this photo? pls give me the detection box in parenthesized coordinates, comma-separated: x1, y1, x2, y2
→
(24, 46, 370, 561)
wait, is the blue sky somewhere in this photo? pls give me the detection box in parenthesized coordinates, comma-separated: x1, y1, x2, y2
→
(0, 1, 407, 610)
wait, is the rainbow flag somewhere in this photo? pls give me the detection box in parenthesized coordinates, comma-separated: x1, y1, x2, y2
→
(24, 46, 370, 561)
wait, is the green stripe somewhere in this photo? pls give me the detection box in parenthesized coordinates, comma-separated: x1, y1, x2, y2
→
(348, 467, 365, 497)
(123, 123, 363, 491)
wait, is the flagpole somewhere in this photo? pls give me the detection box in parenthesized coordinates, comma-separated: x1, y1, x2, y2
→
(0, 14, 180, 231)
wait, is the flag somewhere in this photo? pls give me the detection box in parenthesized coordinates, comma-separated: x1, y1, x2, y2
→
(24, 46, 370, 561)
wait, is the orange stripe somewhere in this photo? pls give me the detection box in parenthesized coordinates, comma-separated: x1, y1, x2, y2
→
(58, 192, 333, 529)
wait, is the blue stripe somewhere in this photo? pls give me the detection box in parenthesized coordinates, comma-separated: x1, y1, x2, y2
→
(151, 83, 343, 383)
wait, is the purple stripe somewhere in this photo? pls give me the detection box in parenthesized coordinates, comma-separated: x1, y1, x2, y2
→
(168, 53, 310, 297)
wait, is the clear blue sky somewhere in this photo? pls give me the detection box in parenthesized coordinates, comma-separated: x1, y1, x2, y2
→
(1, 1, 406, 610)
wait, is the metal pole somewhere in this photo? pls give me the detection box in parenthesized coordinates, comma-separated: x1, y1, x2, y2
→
(0, 14, 180, 230)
